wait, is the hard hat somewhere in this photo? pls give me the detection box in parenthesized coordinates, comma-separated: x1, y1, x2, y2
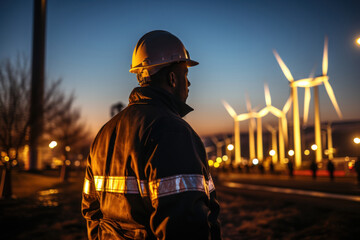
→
(130, 30, 198, 77)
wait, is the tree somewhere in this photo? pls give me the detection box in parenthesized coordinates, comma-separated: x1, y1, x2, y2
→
(0, 57, 30, 168)
(0, 56, 90, 196)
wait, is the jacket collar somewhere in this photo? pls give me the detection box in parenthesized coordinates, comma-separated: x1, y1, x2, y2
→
(128, 86, 193, 118)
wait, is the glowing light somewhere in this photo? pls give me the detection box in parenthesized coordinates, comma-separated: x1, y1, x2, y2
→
(216, 157, 222, 163)
(356, 37, 360, 46)
(304, 149, 310, 156)
(1, 151, 6, 157)
(4, 156, 10, 161)
(12, 160, 18, 166)
(39, 189, 59, 196)
(348, 162, 354, 170)
(65, 146, 71, 152)
(288, 150, 294, 156)
(311, 144, 318, 151)
(65, 160, 71, 166)
(227, 144, 234, 151)
(208, 160, 214, 167)
(324, 149, 329, 155)
(49, 141, 57, 149)
(354, 137, 360, 144)
(269, 150, 276, 156)
(252, 158, 259, 165)
(214, 162, 220, 168)
(222, 155, 228, 161)
(74, 160, 81, 167)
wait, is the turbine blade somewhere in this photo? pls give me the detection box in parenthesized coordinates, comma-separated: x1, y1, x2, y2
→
(222, 100, 237, 118)
(273, 50, 294, 82)
(253, 105, 261, 112)
(282, 97, 292, 114)
(258, 107, 269, 117)
(303, 87, 311, 125)
(323, 36, 328, 76)
(266, 124, 275, 132)
(270, 106, 282, 117)
(309, 63, 317, 79)
(245, 93, 252, 112)
(292, 78, 312, 87)
(237, 113, 251, 121)
(324, 80, 343, 118)
(264, 83, 272, 106)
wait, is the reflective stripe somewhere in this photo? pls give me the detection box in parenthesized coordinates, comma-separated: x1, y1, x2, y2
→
(209, 175, 215, 193)
(93, 176, 148, 195)
(149, 174, 211, 200)
(83, 178, 92, 195)
(86, 174, 215, 200)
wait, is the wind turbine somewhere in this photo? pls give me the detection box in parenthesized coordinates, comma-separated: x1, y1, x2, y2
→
(273, 50, 303, 167)
(211, 136, 225, 158)
(263, 84, 292, 164)
(301, 37, 342, 162)
(222, 100, 252, 165)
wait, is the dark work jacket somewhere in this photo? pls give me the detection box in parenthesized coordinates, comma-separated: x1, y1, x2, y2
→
(82, 86, 221, 240)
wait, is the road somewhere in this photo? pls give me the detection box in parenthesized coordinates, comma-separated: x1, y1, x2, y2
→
(215, 172, 360, 239)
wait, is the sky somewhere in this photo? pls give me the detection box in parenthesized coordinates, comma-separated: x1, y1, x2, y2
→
(1, 0, 360, 137)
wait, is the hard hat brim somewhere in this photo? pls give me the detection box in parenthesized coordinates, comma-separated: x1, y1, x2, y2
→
(186, 59, 199, 67)
(130, 59, 199, 74)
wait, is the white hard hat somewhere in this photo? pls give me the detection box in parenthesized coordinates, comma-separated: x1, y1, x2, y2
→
(130, 30, 198, 77)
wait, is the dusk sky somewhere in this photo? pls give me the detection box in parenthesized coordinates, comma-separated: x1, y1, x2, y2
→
(1, 0, 360, 137)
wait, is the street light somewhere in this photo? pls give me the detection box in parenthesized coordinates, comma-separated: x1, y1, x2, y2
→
(354, 137, 360, 157)
(208, 159, 214, 167)
(227, 144, 234, 151)
(269, 150, 276, 156)
(311, 144, 318, 151)
(49, 141, 57, 149)
(288, 150, 294, 157)
(356, 37, 360, 46)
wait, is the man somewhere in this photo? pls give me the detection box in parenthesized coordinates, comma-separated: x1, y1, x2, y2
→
(327, 159, 335, 181)
(310, 160, 318, 179)
(82, 30, 222, 240)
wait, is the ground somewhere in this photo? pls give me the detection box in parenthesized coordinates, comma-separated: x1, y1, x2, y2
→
(1, 169, 360, 239)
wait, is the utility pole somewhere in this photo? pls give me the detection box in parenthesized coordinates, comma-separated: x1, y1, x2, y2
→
(29, 0, 47, 170)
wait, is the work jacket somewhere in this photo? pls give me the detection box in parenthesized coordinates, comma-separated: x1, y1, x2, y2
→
(82, 86, 221, 240)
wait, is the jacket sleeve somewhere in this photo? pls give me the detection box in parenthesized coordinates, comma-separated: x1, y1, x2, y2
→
(81, 155, 103, 240)
(145, 122, 222, 240)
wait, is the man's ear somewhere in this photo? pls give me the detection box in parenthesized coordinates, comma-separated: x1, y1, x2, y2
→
(169, 72, 177, 88)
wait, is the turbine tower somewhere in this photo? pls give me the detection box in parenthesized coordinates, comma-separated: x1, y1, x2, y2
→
(302, 37, 342, 162)
(245, 94, 257, 161)
(222, 101, 252, 165)
(266, 124, 278, 163)
(211, 136, 225, 158)
(273, 51, 303, 168)
(263, 84, 292, 164)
